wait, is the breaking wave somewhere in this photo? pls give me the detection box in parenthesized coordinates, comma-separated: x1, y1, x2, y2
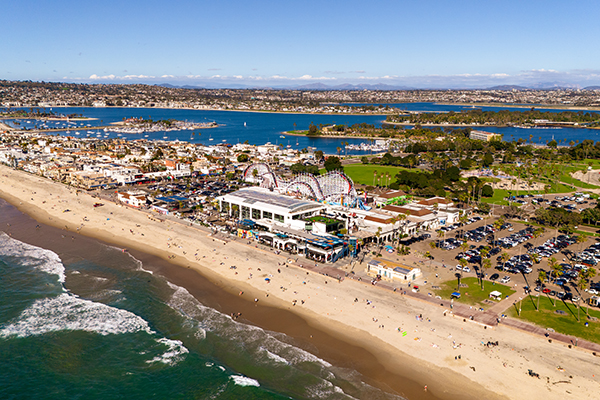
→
(230, 375, 260, 387)
(0, 232, 65, 283)
(0, 293, 153, 338)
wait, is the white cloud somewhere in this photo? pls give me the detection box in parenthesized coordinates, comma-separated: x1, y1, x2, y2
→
(89, 74, 115, 80)
(68, 68, 600, 88)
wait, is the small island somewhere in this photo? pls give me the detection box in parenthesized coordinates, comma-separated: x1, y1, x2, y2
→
(107, 117, 218, 134)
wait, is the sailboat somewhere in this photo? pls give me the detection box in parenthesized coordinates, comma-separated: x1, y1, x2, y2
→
(208, 134, 213, 141)
(244, 122, 247, 127)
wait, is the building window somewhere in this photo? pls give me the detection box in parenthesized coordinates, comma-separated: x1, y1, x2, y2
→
(252, 209, 261, 220)
(221, 201, 230, 212)
(241, 206, 250, 219)
(263, 211, 273, 220)
(274, 214, 284, 223)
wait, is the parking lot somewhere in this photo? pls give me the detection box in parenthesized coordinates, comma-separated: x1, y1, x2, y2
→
(410, 215, 599, 303)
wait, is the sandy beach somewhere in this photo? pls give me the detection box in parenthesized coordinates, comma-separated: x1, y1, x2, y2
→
(1, 163, 599, 400)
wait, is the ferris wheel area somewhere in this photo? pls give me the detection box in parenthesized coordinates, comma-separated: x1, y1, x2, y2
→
(242, 162, 366, 208)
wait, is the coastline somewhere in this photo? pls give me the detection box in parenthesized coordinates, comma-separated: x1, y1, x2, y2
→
(435, 102, 600, 112)
(1, 164, 599, 400)
(282, 130, 392, 140)
(3, 104, 390, 117)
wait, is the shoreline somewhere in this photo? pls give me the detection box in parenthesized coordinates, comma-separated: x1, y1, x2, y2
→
(3, 105, 390, 117)
(435, 102, 600, 112)
(1, 164, 599, 400)
(282, 130, 392, 141)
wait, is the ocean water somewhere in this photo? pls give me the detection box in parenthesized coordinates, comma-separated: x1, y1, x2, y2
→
(0, 227, 402, 400)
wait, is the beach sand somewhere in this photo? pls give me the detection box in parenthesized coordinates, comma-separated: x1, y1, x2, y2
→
(1, 163, 599, 400)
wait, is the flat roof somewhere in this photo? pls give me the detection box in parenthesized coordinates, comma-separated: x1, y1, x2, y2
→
(368, 259, 417, 274)
(220, 187, 324, 214)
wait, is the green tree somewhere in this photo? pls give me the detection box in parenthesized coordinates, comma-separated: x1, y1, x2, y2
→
(324, 156, 343, 172)
(481, 184, 494, 197)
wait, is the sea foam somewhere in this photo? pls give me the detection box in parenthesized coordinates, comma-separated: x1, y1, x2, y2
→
(0, 293, 153, 338)
(230, 375, 260, 387)
(0, 232, 65, 283)
(146, 338, 189, 366)
(166, 282, 333, 368)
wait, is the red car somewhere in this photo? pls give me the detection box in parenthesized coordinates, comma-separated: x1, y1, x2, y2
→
(542, 288, 551, 294)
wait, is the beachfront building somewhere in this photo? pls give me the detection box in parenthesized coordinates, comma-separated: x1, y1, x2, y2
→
(218, 188, 351, 263)
(366, 259, 422, 283)
(69, 171, 119, 189)
(373, 190, 408, 207)
(217, 187, 326, 227)
(469, 130, 502, 142)
(254, 226, 349, 263)
(117, 191, 147, 208)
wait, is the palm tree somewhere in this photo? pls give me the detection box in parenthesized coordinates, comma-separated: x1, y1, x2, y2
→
(479, 247, 490, 289)
(460, 241, 469, 254)
(482, 258, 491, 289)
(436, 229, 445, 248)
(576, 234, 588, 253)
(500, 252, 510, 266)
(458, 258, 468, 289)
(581, 267, 597, 316)
(536, 270, 547, 311)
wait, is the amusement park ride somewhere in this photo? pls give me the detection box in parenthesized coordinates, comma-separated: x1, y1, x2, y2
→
(242, 163, 370, 210)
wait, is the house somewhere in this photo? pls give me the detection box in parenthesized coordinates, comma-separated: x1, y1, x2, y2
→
(117, 191, 147, 208)
(366, 259, 422, 283)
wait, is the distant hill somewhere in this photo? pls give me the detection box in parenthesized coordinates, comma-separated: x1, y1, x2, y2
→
(584, 86, 600, 90)
(486, 85, 529, 91)
(527, 81, 581, 90)
(292, 83, 415, 91)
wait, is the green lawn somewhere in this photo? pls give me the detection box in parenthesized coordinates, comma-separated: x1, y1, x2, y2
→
(508, 295, 600, 344)
(339, 164, 418, 186)
(559, 173, 600, 189)
(480, 183, 577, 206)
(435, 277, 516, 308)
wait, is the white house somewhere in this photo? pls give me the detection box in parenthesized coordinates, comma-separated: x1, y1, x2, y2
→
(117, 191, 147, 208)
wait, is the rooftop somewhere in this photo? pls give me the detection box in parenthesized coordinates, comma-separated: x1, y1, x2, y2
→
(222, 187, 324, 214)
(367, 259, 417, 275)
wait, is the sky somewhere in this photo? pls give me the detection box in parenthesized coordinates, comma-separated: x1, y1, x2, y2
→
(2, 0, 600, 89)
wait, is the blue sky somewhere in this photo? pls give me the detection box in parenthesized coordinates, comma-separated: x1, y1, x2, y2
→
(2, 0, 600, 88)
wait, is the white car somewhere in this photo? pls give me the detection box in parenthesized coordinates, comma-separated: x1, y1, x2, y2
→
(501, 276, 511, 283)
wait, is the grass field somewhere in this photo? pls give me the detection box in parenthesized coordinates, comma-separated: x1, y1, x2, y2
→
(480, 183, 577, 206)
(435, 277, 516, 308)
(559, 173, 600, 189)
(338, 164, 417, 186)
(508, 295, 600, 344)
